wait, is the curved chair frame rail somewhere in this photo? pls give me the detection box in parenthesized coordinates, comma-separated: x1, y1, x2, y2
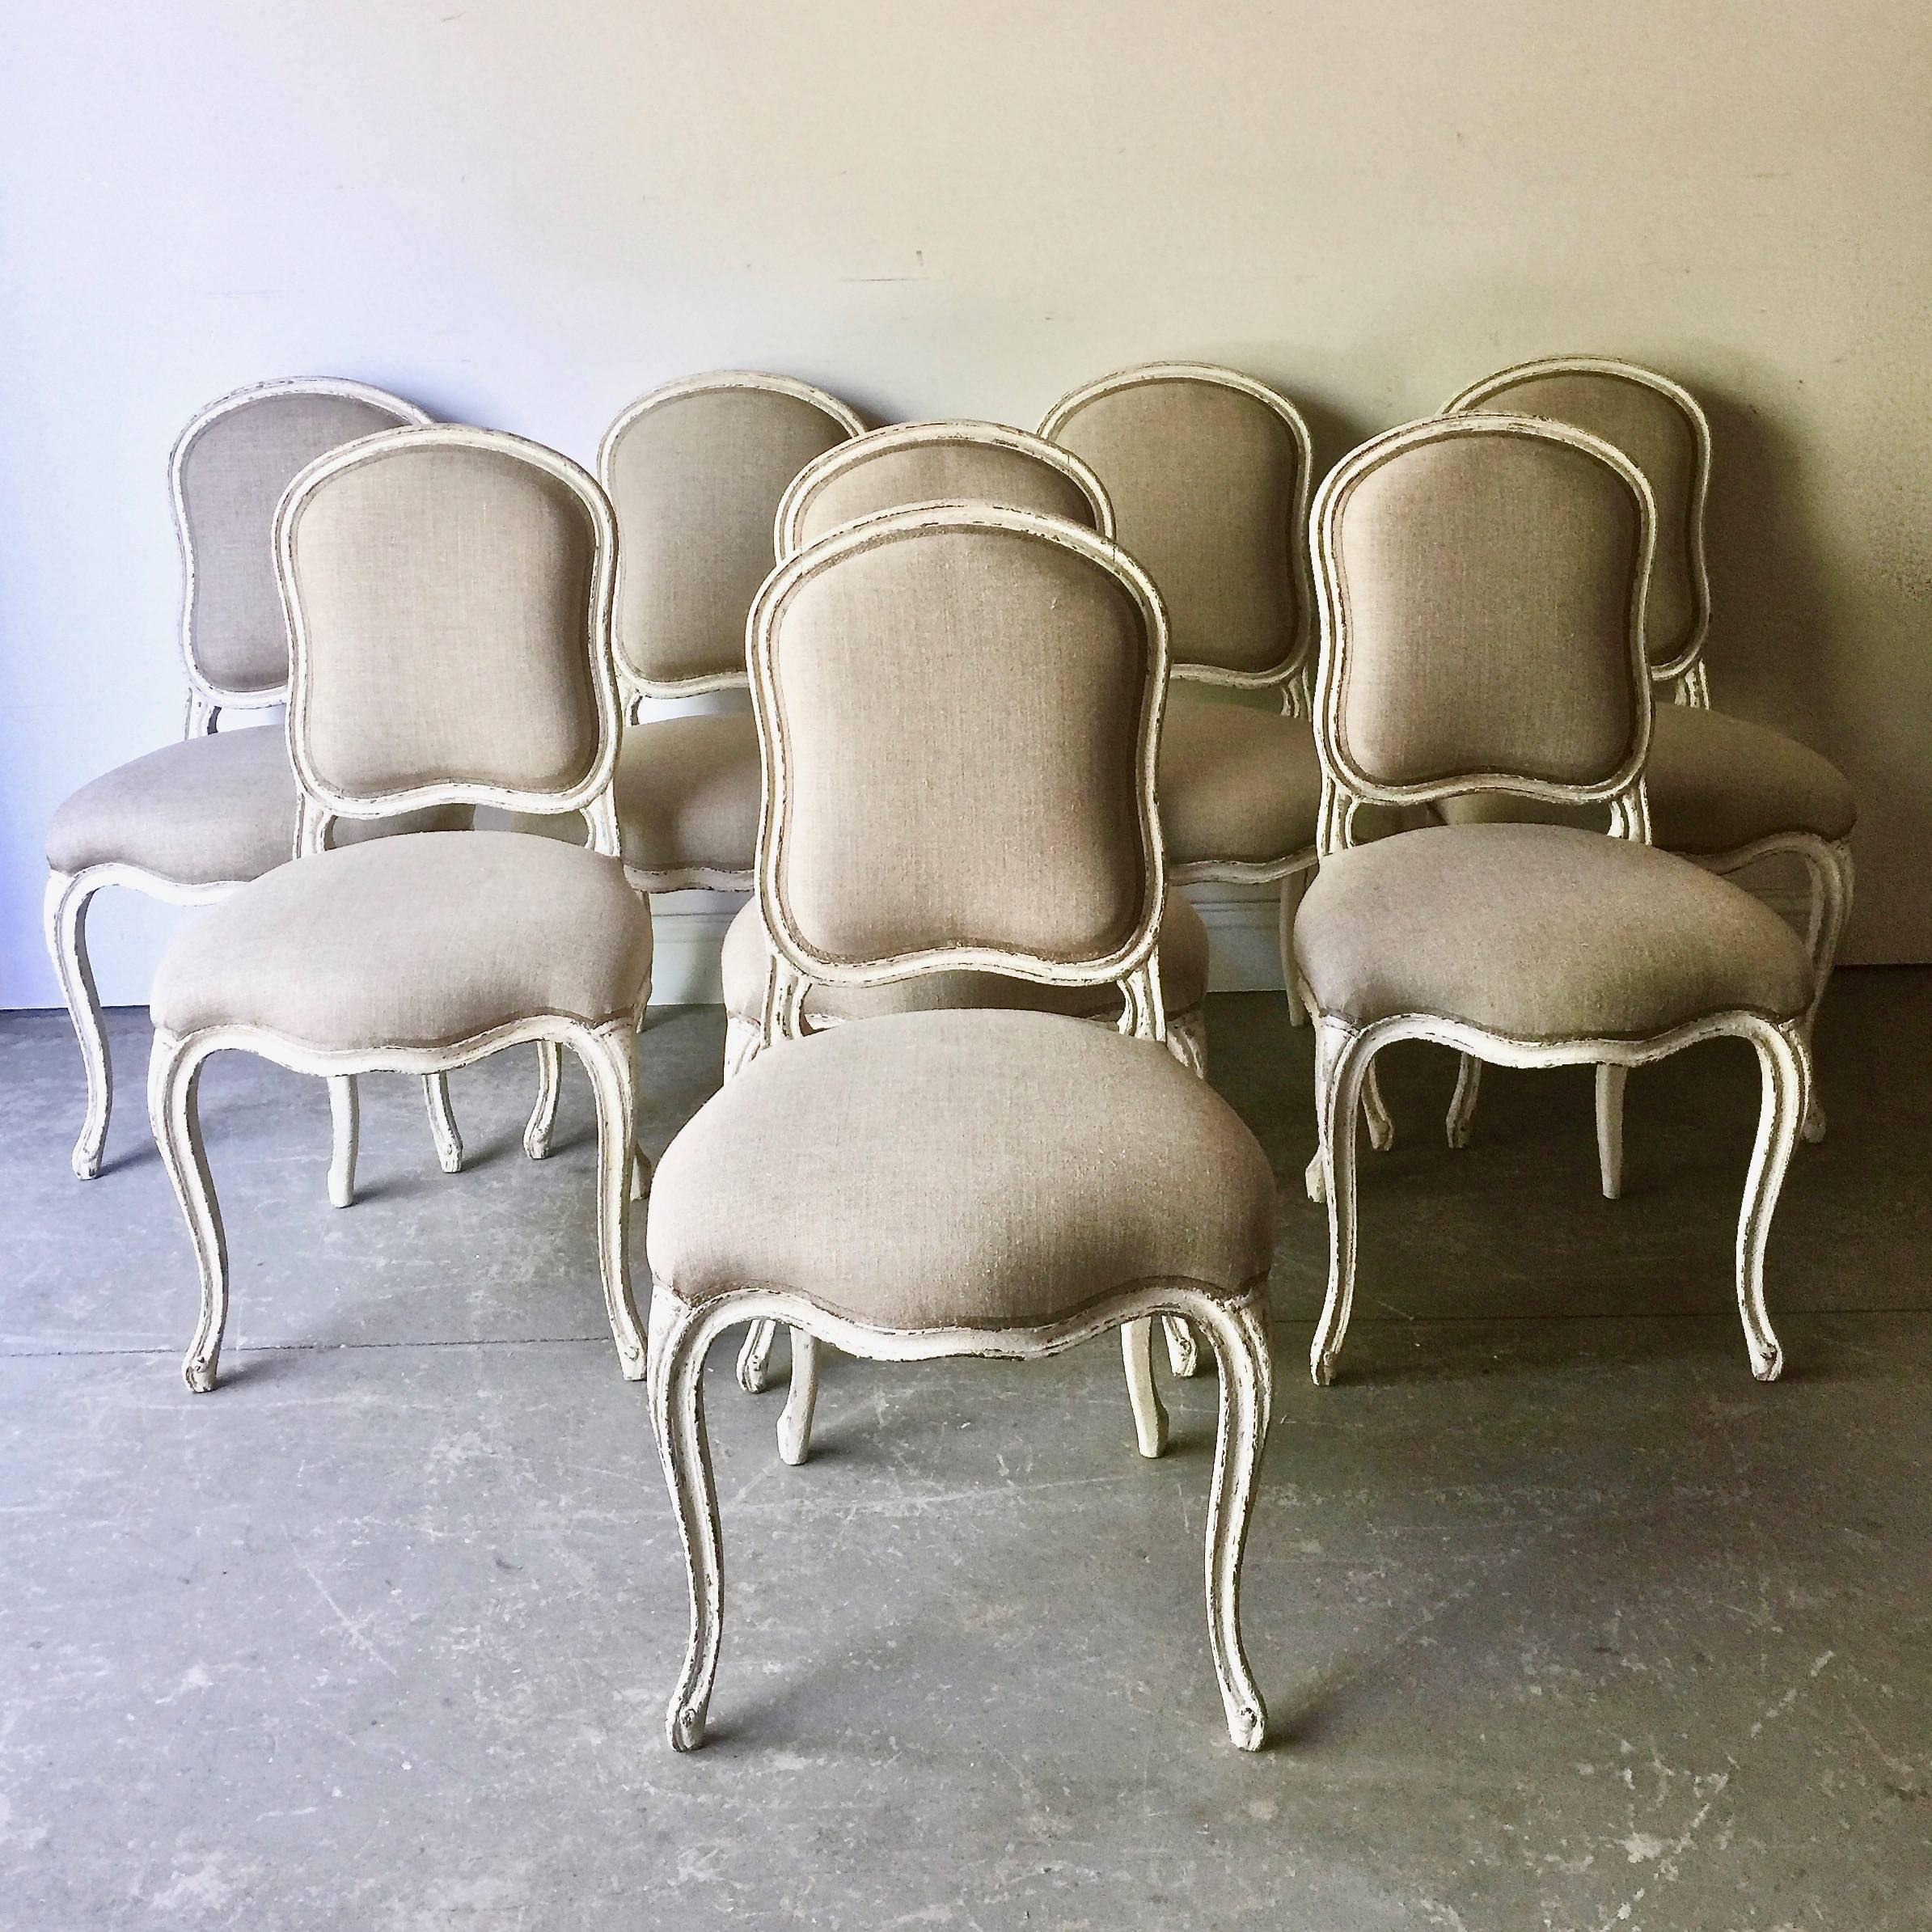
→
(48, 378, 436, 1184)
(1038, 360, 1317, 708)
(146, 425, 646, 1393)
(726, 502, 1209, 1452)
(772, 419, 1116, 560)
(1439, 356, 1712, 700)
(1438, 355, 1850, 1144)
(597, 370, 869, 714)
(647, 1281, 1275, 1752)
(175, 378, 437, 733)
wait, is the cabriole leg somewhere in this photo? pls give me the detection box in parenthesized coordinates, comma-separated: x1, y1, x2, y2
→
(423, 1073, 463, 1173)
(1596, 1063, 1627, 1200)
(327, 1076, 359, 1207)
(44, 872, 111, 1179)
(1363, 1062, 1395, 1152)
(1197, 1297, 1273, 1750)
(1278, 872, 1308, 1028)
(1735, 1021, 1807, 1382)
(526, 1041, 563, 1160)
(1311, 1023, 1373, 1386)
(1121, 1317, 1169, 1458)
(148, 1033, 228, 1393)
(1163, 1316, 1202, 1379)
(1796, 841, 1853, 1144)
(737, 1319, 780, 1393)
(777, 1330, 819, 1465)
(649, 1297, 724, 1751)
(576, 1025, 646, 1381)
(1446, 1054, 1482, 1151)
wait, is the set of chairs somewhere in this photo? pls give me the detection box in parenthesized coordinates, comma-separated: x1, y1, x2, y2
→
(42, 358, 1857, 1753)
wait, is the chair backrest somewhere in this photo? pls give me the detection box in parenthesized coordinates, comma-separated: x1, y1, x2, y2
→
(775, 421, 1112, 559)
(749, 504, 1170, 1036)
(173, 378, 433, 709)
(1039, 362, 1312, 690)
(1311, 416, 1656, 848)
(277, 426, 622, 853)
(1441, 358, 1709, 684)
(598, 372, 865, 700)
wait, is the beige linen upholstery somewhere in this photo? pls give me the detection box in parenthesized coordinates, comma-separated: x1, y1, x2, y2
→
(761, 521, 1156, 968)
(1041, 366, 1308, 680)
(602, 376, 864, 692)
(283, 442, 607, 803)
(1325, 429, 1647, 793)
(780, 423, 1109, 556)
(180, 386, 429, 698)
(151, 831, 651, 1051)
(1159, 685, 1322, 868)
(47, 727, 465, 883)
(649, 1009, 1271, 1329)
(614, 712, 761, 878)
(1298, 822, 1811, 1038)
(722, 886, 1208, 1027)
(1438, 702, 1858, 852)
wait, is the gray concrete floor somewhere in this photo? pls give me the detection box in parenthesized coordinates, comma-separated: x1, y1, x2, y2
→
(2, 975, 1929, 1930)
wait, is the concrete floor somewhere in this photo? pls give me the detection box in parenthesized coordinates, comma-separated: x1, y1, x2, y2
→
(2, 974, 1928, 1929)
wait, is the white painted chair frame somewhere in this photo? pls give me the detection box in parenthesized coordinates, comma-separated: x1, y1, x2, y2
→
(740, 421, 1201, 1395)
(649, 504, 1275, 1751)
(147, 426, 648, 1392)
(1300, 416, 1812, 1387)
(1438, 357, 1852, 1153)
(518, 374, 869, 1163)
(44, 378, 454, 1189)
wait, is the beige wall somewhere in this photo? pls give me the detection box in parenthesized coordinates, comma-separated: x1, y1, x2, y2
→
(4, 0, 1929, 1002)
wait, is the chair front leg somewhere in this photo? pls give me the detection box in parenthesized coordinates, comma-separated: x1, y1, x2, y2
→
(574, 1022, 646, 1381)
(525, 1041, 564, 1160)
(1796, 839, 1854, 1144)
(44, 872, 111, 1179)
(1277, 871, 1308, 1028)
(1121, 1317, 1169, 1457)
(327, 1076, 359, 1207)
(1311, 1020, 1374, 1386)
(423, 1073, 463, 1173)
(1735, 1019, 1808, 1382)
(649, 1295, 725, 1751)
(148, 1032, 228, 1393)
(1195, 1296, 1273, 1750)
(1595, 1063, 1627, 1199)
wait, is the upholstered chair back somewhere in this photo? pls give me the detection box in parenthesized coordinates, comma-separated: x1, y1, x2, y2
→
(174, 380, 432, 705)
(750, 505, 1168, 1003)
(277, 427, 620, 847)
(1312, 416, 1656, 834)
(776, 422, 1112, 559)
(1442, 360, 1709, 680)
(598, 374, 865, 698)
(1039, 363, 1311, 688)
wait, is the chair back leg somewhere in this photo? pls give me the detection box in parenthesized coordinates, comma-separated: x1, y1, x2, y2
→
(327, 1076, 360, 1207)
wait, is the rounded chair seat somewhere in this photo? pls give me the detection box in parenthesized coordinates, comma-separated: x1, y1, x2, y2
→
(615, 711, 760, 880)
(45, 726, 466, 886)
(1158, 683, 1322, 869)
(720, 886, 1211, 1029)
(1438, 704, 1856, 855)
(1295, 822, 1812, 1041)
(647, 1008, 1276, 1331)
(150, 830, 653, 1051)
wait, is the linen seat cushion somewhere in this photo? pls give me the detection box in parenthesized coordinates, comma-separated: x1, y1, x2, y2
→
(45, 725, 464, 885)
(1158, 683, 1322, 867)
(647, 1008, 1275, 1330)
(721, 886, 1210, 1028)
(1295, 822, 1812, 1040)
(1436, 704, 1857, 854)
(150, 831, 652, 1050)
(615, 712, 760, 877)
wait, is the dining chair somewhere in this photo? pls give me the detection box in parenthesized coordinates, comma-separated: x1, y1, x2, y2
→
(43, 378, 469, 1194)
(1294, 414, 1815, 1386)
(644, 502, 1279, 1751)
(145, 425, 653, 1391)
(1435, 358, 1856, 1167)
(516, 372, 865, 1159)
(729, 418, 1212, 1400)
(1039, 362, 1395, 1150)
